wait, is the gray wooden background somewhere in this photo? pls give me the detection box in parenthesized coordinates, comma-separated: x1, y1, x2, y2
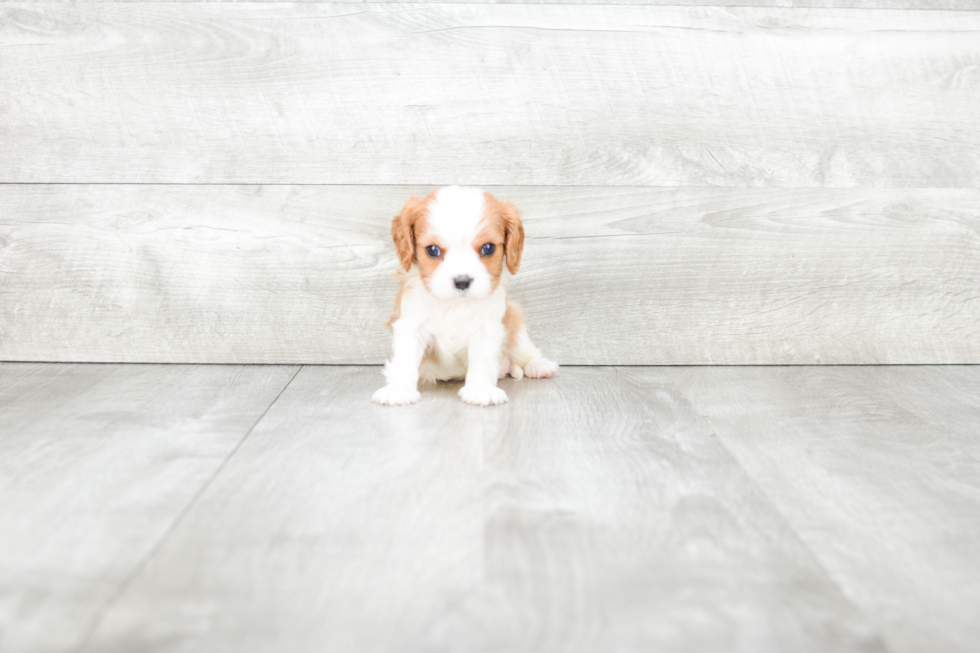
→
(2, 1, 978, 364)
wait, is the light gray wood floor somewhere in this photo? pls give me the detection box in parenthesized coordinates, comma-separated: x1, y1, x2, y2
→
(1, 363, 977, 653)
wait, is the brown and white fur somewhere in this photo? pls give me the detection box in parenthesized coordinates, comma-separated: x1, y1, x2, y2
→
(372, 186, 558, 407)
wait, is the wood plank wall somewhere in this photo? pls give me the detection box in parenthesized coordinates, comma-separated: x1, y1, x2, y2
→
(1, 2, 978, 364)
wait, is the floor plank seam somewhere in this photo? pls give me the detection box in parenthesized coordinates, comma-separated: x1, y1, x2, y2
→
(68, 365, 304, 653)
(677, 397, 896, 652)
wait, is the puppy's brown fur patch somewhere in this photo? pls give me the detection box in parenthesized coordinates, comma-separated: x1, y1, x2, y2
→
(473, 218, 506, 291)
(483, 192, 524, 275)
(386, 271, 410, 329)
(503, 297, 525, 352)
(413, 221, 447, 294)
(390, 191, 436, 272)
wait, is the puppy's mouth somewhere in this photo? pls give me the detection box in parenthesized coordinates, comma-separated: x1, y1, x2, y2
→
(449, 287, 485, 301)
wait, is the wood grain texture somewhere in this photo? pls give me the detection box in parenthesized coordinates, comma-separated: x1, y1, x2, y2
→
(79, 366, 885, 653)
(17, 0, 980, 8)
(0, 362, 298, 653)
(669, 365, 980, 653)
(1, 184, 977, 365)
(2, 4, 979, 186)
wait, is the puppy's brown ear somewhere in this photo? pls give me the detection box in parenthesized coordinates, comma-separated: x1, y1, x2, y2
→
(391, 194, 425, 271)
(500, 200, 524, 275)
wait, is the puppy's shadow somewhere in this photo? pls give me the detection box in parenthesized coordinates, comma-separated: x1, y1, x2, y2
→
(373, 379, 465, 434)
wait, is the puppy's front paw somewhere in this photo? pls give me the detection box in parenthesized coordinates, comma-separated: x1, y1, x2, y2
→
(372, 385, 421, 406)
(524, 357, 559, 379)
(458, 385, 508, 406)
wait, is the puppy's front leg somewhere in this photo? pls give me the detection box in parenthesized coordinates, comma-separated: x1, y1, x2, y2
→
(459, 329, 508, 406)
(372, 321, 425, 406)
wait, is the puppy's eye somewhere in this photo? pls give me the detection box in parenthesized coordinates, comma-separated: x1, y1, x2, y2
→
(425, 245, 442, 258)
(480, 243, 496, 257)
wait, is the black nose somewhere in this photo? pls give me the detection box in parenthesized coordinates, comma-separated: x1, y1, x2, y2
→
(454, 275, 472, 290)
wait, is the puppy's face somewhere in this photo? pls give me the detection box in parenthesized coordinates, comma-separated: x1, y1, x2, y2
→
(392, 186, 524, 301)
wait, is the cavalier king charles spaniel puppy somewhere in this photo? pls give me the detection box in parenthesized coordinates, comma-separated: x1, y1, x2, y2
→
(372, 186, 558, 406)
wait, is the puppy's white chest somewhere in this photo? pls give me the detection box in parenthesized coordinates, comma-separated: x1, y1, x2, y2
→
(412, 294, 505, 383)
(423, 300, 502, 356)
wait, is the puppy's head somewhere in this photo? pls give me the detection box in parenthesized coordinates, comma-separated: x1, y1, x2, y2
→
(391, 186, 524, 301)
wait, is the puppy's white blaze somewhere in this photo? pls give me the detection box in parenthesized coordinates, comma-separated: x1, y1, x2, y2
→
(426, 186, 494, 300)
(427, 185, 487, 242)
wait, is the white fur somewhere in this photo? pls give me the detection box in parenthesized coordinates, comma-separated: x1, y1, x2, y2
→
(417, 186, 488, 301)
(372, 186, 557, 407)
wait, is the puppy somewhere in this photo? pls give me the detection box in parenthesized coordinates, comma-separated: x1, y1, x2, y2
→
(372, 186, 558, 407)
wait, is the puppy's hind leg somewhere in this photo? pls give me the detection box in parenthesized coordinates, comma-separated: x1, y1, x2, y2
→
(503, 299, 557, 380)
(508, 325, 558, 379)
(498, 354, 511, 380)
